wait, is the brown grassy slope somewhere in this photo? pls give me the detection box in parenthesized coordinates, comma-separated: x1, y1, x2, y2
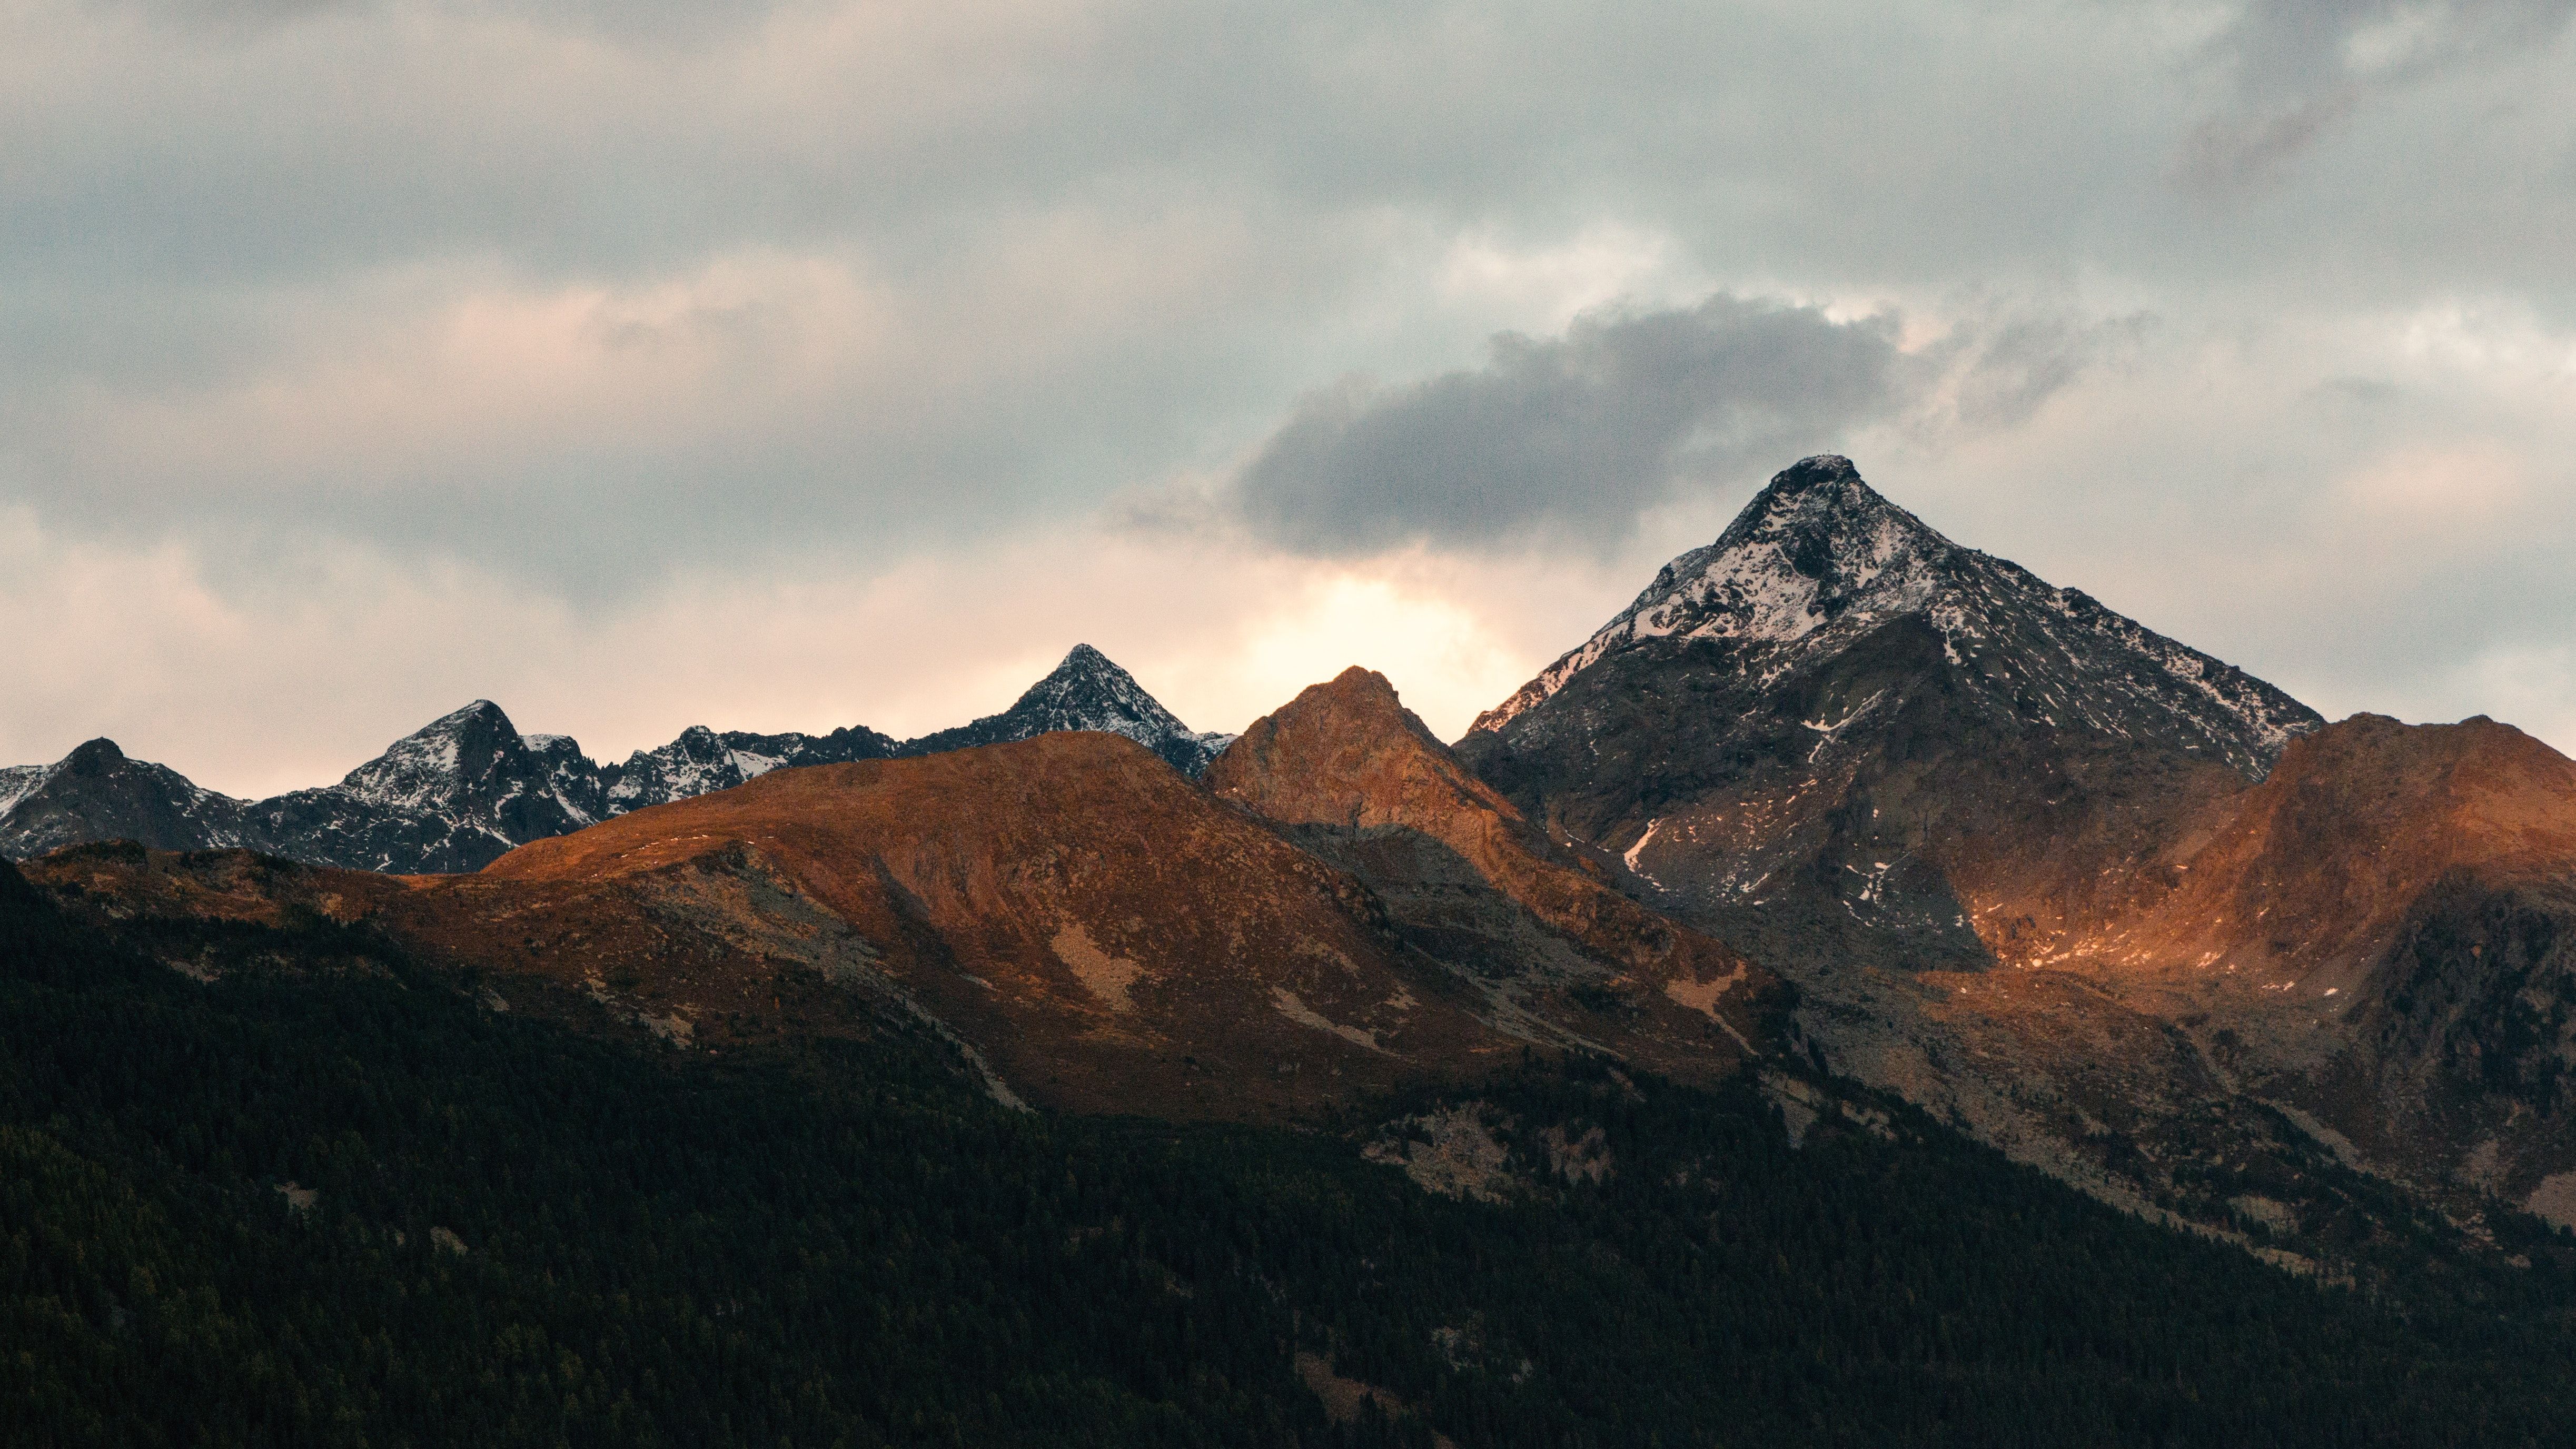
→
(448, 731, 1530, 1115)
(2088, 714, 2576, 985)
(25, 736, 1558, 1118)
(1950, 713, 2576, 1204)
(20, 840, 411, 928)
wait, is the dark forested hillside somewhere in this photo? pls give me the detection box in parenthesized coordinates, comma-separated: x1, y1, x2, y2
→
(7, 860, 2576, 1448)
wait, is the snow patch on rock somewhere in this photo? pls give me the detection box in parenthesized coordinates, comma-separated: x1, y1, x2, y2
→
(1471, 455, 2317, 776)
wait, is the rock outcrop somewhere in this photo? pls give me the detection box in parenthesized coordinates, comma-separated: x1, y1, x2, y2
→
(1208, 667, 1769, 1076)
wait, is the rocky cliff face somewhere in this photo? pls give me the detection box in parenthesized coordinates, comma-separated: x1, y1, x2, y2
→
(1206, 667, 1769, 1076)
(243, 702, 606, 872)
(1459, 457, 2321, 979)
(598, 722, 900, 815)
(1455, 455, 2576, 1245)
(2004, 713, 2576, 1222)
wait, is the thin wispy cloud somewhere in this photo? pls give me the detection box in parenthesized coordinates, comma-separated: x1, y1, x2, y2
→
(2174, 0, 2576, 193)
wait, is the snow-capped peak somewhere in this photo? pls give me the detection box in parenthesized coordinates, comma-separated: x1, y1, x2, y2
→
(897, 644, 1230, 776)
(335, 700, 523, 812)
(1016, 644, 1192, 740)
(1613, 454, 1948, 650)
(1472, 455, 2320, 776)
(1474, 458, 1948, 731)
(607, 726, 767, 811)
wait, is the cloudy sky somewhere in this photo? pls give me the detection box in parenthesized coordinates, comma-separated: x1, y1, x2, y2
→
(5, 0, 2574, 795)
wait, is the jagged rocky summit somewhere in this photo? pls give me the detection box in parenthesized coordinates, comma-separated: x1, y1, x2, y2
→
(0, 644, 1220, 874)
(900, 644, 1235, 777)
(1475, 455, 2315, 775)
(1459, 453, 2323, 968)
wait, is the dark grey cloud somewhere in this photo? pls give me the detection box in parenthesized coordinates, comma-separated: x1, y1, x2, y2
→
(1220, 293, 2154, 555)
(1228, 295, 1904, 553)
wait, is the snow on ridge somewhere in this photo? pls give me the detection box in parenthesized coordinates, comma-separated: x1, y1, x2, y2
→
(6, 648, 1210, 869)
(339, 735, 464, 811)
(1475, 462, 1945, 732)
(606, 728, 738, 810)
(0, 763, 44, 818)
(1471, 458, 2319, 770)
(940, 643, 1217, 765)
(333, 700, 519, 811)
(729, 749, 786, 780)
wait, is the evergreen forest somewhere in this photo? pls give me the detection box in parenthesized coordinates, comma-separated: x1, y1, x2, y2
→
(7, 860, 2576, 1448)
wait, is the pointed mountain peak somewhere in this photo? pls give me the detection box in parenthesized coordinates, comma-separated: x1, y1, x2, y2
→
(1258, 667, 1454, 763)
(0, 737, 252, 859)
(1021, 643, 1145, 703)
(613, 725, 729, 773)
(65, 738, 130, 776)
(900, 645, 1228, 777)
(381, 699, 521, 758)
(1302, 666, 1411, 719)
(1276, 667, 1439, 753)
(1210, 666, 1518, 833)
(1763, 452, 1862, 497)
(1213, 667, 1772, 1057)
(1726, 454, 1914, 545)
(1009, 645, 1174, 723)
(1471, 454, 2318, 773)
(1710, 454, 1938, 570)
(601, 723, 758, 814)
(1473, 457, 1957, 733)
(424, 699, 512, 730)
(1623, 455, 1951, 634)
(337, 700, 532, 810)
(1056, 642, 1115, 673)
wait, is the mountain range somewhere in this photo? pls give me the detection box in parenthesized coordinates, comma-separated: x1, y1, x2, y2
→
(18, 454, 2576, 1271)
(0, 643, 1230, 872)
(1443, 457, 2576, 1243)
